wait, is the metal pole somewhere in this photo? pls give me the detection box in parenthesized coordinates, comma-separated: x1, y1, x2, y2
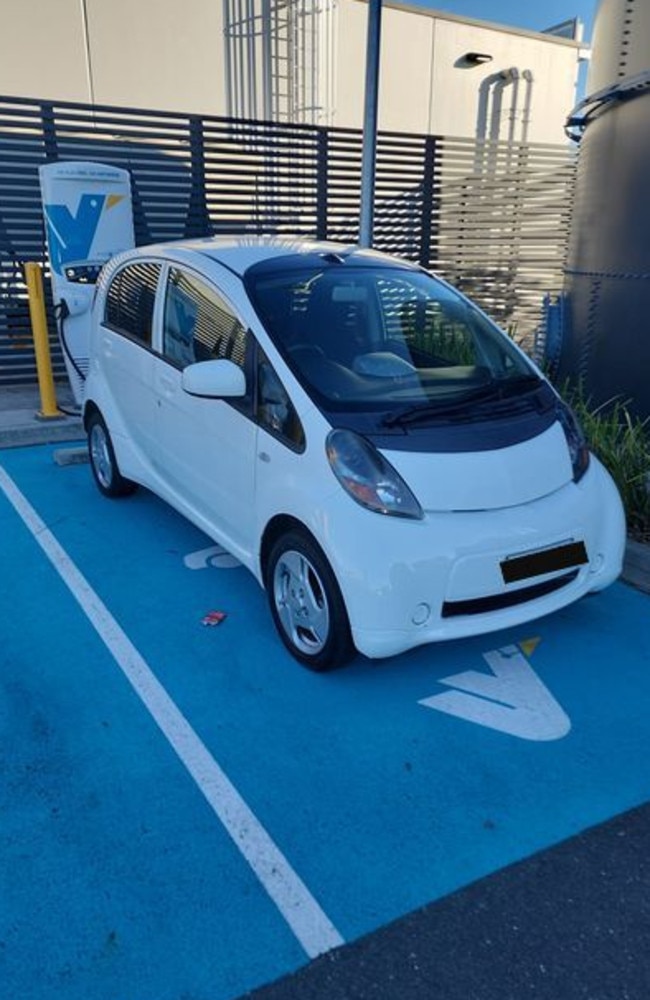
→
(359, 0, 382, 247)
(79, 0, 95, 105)
(24, 263, 62, 419)
(222, 0, 234, 118)
(261, 0, 273, 120)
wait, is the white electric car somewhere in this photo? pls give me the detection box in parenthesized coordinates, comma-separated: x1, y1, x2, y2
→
(83, 237, 626, 670)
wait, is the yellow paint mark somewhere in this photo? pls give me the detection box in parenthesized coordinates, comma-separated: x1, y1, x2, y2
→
(106, 194, 124, 210)
(519, 637, 541, 658)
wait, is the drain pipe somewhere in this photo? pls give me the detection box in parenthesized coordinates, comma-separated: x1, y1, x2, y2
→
(521, 69, 534, 144)
(502, 67, 520, 146)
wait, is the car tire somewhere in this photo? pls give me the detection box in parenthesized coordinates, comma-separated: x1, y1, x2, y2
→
(266, 529, 355, 671)
(87, 412, 137, 499)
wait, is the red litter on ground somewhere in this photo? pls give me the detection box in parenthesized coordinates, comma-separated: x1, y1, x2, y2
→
(201, 610, 228, 627)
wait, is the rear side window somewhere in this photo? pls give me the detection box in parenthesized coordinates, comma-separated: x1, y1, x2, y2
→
(104, 261, 161, 347)
(162, 267, 247, 369)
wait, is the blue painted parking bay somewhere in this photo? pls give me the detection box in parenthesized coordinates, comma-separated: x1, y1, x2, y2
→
(2, 443, 650, 999)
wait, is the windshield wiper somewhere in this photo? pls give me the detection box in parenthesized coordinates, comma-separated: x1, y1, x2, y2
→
(382, 374, 543, 428)
(494, 373, 543, 396)
(382, 384, 500, 427)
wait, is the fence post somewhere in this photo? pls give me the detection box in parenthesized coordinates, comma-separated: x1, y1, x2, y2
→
(419, 134, 437, 269)
(40, 102, 59, 161)
(187, 116, 211, 237)
(24, 262, 62, 419)
(316, 128, 329, 240)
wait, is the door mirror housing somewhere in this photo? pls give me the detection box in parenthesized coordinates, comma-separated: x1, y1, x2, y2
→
(181, 359, 246, 398)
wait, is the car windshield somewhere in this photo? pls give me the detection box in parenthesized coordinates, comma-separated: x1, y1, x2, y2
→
(245, 261, 536, 421)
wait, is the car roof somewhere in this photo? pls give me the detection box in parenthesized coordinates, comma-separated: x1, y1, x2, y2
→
(115, 236, 417, 277)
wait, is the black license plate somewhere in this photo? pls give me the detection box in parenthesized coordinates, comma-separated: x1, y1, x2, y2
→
(501, 541, 588, 584)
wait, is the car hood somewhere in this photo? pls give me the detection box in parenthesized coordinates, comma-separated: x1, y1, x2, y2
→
(383, 421, 574, 512)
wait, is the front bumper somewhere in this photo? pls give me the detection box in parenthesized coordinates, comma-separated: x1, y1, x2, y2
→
(317, 457, 626, 660)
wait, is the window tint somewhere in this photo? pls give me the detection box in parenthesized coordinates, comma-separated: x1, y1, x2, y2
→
(104, 261, 161, 346)
(257, 348, 304, 449)
(163, 268, 247, 369)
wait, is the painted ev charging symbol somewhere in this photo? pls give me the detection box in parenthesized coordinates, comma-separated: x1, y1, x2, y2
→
(183, 545, 241, 570)
(419, 639, 571, 741)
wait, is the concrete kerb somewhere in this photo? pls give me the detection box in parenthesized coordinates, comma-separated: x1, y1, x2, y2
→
(623, 539, 650, 596)
(0, 383, 649, 594)
(0, 384, 84, 450)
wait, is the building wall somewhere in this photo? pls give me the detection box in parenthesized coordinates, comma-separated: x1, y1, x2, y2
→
(426, 15, 581, 143)
(85, 0, 226, 115)
(0, 0, 583, 141)
(0, 0, 91, 103)
(335, 1, 583, 143)
(0, 0, 226, 115)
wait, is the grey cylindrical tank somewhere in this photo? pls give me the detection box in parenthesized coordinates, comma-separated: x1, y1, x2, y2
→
(558, 0, 650, 419)
(587, 0, 650, 91)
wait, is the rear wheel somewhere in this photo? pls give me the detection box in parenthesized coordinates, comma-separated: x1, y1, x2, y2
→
(87, 412, 137, 498)
(266, 529, 354, 671)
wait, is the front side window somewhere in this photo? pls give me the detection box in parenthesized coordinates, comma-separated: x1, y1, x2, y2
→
(104, 261, 161, 346)
(256, 347, 305, 450)
(162, 267, 247, 370)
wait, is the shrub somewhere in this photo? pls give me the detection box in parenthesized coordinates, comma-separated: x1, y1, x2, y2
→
(567, 390, 650, 542)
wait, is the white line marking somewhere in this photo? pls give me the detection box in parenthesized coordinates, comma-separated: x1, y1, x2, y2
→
(0, 465, 344, 958)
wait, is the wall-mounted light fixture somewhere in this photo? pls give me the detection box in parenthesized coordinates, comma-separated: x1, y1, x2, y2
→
(464, 52, 493, 66)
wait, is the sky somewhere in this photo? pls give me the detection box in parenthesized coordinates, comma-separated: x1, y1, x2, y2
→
(416, 0, 598, 39)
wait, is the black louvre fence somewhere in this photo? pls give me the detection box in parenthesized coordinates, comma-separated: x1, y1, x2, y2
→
(0, 94, 575, 386)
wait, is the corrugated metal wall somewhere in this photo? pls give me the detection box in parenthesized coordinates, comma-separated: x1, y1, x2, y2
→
(0, 95, 575, 386)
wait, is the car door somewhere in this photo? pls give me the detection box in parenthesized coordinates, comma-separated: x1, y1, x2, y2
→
(151, 264, 257, 562)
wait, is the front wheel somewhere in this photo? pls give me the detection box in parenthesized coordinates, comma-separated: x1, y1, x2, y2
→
(266, 530, 354, 671)
(87, 412, 137, 498)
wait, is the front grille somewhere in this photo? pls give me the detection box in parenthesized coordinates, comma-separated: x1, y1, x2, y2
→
(441, 570, 579, 618)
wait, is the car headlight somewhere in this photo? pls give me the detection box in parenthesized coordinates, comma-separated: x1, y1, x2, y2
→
(557, 402, 590, 483)
(326, 429, 423, 519)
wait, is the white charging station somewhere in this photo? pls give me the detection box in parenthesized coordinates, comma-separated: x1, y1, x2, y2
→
(39, 161, 135, 404)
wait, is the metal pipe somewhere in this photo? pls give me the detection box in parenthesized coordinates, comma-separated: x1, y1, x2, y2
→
(247, 0, 257, 119)
(222, 0, 234, 118)
(359, 0, 382, 247)
(261, 0, 273, 121)
(237, 0, 246, 119)
(311, 0, 318, 122)
(505, 68, 520, 147)
(521, 69, 534, 144)
(24, 263, 62, 419)
(79, 0, 95, 105)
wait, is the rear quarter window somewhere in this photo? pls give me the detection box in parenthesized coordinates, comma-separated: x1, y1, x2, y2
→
(104, 261, 161, 347)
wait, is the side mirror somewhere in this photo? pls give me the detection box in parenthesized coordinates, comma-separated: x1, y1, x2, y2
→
(182, 359, 246, 398)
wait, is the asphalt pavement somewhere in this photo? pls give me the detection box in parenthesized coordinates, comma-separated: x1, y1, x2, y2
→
(243, 804, 650, 1000)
